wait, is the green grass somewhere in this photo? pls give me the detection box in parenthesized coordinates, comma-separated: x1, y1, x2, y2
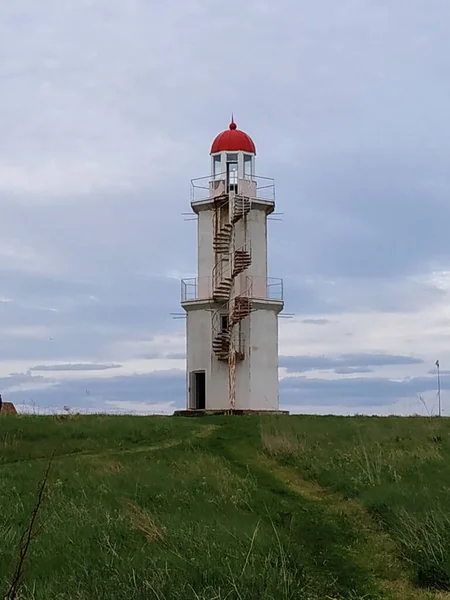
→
(1, 414, 449, 599)
(261, 415, 450, 596)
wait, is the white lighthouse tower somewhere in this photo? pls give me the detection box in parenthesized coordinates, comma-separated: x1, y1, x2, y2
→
(179, 118, 284, 413)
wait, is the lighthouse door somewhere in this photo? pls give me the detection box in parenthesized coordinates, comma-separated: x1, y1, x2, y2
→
(190, 371, 206, 410)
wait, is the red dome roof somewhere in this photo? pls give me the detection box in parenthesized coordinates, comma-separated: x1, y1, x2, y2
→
(210, 118, 256, 155)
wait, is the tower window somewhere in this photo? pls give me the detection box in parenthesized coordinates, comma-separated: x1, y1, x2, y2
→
(213, 155, 222, 179)
(221, 314, 228, 331)
(244, 154, 252, 178)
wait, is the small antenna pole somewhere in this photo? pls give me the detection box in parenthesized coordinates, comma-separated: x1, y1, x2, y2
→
(436, 359, 441, 417)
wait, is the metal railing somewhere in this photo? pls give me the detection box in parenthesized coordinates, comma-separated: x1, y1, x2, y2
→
(181, 277, 212, 302)
(212, 257, 232, 290)
(181, 276, 283, 302)
(191, 173, 275, 203)
(248, 277, 284, 301)
(250, 175, 276, 202)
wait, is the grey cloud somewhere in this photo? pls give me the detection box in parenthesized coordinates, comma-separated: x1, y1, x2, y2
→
(279, 278, 344, 315)
(333, 367, 373, 375)
(0, 271, 181, 328)
(0, 269, 184, 361)
(0, 324, 184, 362)
(275, 155, 450, 282)
(2, 368, 445, 415)
(279, 353, 423, 374)
(0, 372, 45, 389)
(5, 370, 185, 412)
(1, 1, 450, 412)
(139, 352, 186, 360)
(0, 269, 93, 303)
(30, 363, 121, 372)
(301, 319, 330, 325)
(280, 373, 447, 406)
(164, 353, 186, 360)
(281, 274, 445, 317)
(0, 332, 112, 362)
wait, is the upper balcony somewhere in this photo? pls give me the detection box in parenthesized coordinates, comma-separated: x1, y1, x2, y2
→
(191, 173, 275, 204)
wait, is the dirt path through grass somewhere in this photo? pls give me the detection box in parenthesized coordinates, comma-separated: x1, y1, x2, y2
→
(259, 455, 450, 600)
(93, 423, 219, 459)
(0, 423, 219, 466)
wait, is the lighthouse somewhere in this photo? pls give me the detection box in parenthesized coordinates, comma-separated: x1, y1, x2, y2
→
(179, 119, 284, 413)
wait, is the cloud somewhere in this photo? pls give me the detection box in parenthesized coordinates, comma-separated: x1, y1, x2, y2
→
(301, 319, 331, 326)
(5, 370, 185, 414)
(280, 373, 445, 408)
(2, 366, 447, 418)
(1, 0, 450, 414)
(138, 352, 186, 360)
(30, 363, 121, 372)
(333, 367, 373, 375)
(0, 372, 45, 389)
(279, 353, 424, 374)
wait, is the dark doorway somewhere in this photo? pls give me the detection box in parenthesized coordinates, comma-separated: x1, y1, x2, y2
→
(191, 371, 206, 410)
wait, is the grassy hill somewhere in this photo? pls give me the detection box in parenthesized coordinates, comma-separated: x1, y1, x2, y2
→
(1, 414, 450, 600)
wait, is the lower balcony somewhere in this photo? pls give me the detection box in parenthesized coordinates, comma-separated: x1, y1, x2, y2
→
(181, 276, 283, 303)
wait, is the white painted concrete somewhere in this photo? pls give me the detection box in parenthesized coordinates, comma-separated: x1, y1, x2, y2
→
(184, 300, 228, 409)
(184, 300, 282, 410)
(197, 209, 214, 282)
(247, 303, 283, 410)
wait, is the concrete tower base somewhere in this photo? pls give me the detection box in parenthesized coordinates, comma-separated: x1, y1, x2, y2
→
(173, 408, 289, 417)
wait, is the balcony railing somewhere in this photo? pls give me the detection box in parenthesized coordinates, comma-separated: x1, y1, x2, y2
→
(181, 276, 283, 303)
(248, 277, 284, 301)
(181, 277, 212, 302)
(191, 173, 275, 203)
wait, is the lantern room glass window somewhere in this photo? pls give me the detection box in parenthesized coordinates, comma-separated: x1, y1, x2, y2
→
(244, 154, 252, 179)
(213, 155, 222, 179)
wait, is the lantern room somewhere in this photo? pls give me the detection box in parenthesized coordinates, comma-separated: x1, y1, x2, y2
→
(210, 118, 256, 190)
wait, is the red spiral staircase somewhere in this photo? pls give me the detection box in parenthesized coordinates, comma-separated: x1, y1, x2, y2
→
(212, 194, 252, 362)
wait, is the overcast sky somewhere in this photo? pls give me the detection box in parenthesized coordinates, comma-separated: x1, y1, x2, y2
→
(1, 0, 450, 416)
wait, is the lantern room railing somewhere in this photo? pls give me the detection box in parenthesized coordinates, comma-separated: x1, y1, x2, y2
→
(190, 173, 275, 203)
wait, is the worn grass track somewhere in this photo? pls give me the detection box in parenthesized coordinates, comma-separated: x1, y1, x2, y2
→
(259, 456, 448, 600)
(1, 414, 450, 599)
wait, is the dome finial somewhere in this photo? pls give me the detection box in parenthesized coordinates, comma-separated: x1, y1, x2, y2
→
(229, 114, 237, 130)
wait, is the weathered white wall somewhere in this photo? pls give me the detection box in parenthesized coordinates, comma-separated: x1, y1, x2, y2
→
(238, 179, 257, 198)
(246, 208, 268, 298)
(185, 302, 228, 409)
(248, 307, 281, 410)
(186, 304, 211, 368)
(185, 305, 282, 412)
(197, 210, 214, 282)
(208, 347, 229, 409)
(246, 208, 268, 279)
